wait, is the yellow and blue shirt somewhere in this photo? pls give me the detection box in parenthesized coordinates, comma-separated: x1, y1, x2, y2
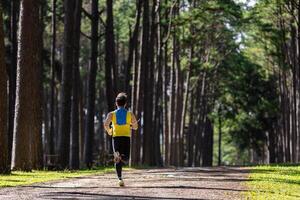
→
(111, 108, 132, 137)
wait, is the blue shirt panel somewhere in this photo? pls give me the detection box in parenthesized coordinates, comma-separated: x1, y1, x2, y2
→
(116, 108, 127, 125)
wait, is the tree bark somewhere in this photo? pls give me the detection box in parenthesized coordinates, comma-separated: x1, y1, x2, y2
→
(84, 0, 99, 168)
(153, 0, 163, 166)
(163, 43, 169, 166)
(8, 0, 19, 166)
(11, 0, 40, 171)
(31, 0, 44, 170)
(58, 0, 75, 169)
(126, 0, 142, 95)
(0, 4, 10, 174)
(202, 118, 213, 166)
(179, 48, 192, 166)
(49, 0, 56, 157)
(218, 107, 222, 166)
(142, 0, 156, 165)
(130, 0, 142, 167)
(70, 0, 82, 170)
(105, 0, 117, 112)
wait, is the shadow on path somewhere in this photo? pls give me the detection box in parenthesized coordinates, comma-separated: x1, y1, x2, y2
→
(42, 191, 207, 200)
(26, 185, 249, 192)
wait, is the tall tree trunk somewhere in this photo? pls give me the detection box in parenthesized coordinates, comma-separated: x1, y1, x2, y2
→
(0, 4, 10, 174)
(218, 107, 222, 166)
(202, 118, 213, 166)
(290, 7, 298, 162)
(297, 4, 300, 162)
(79, 88, 85, 163)
(130, 1, 142, 167)
(179, 48, 192, 166)
(58, 0, 75, 169)
(31, 0, 44, 170)
(8, 0, 19, 166)
(84, 0, 99, 168)
(187, 89, 195, 166)
(168, 35, 176, 166)
(11, 0, 40, 171)
(98, 88, 105, 161)
(153, 0, 162, 166)
(174, 32, 182, 166)
(70, 0, 82, 170)
(163, 43, 169, 166)
(132, 0, 146, 165)
(49, 0, 56, 157)
(142, 0, 156, 165)
(126, 0, 142, 95)
(105, 0, 116, 112)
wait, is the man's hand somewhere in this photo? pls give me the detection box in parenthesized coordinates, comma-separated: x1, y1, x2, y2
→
(107, 128, 113, 136)
(131, 113, 138, 130)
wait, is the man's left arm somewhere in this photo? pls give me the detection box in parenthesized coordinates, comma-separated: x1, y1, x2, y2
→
(131, 113, 138, 130)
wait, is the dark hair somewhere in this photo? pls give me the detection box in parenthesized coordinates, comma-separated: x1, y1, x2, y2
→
(116, 92, 127, 107)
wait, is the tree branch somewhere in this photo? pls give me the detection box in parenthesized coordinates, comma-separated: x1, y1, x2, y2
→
(162, 0, 177, 45)
(80, 31, 92, 40)
(82, 7, 92, 20)
(99, 16, 106, 27)
(98, 32, 105, 40)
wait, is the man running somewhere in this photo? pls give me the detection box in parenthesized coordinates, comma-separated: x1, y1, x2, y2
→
(103, 92, 138, 187)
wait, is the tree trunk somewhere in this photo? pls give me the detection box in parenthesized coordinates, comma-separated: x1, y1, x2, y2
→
(84, 0, 99, 168)
(179, 49, 191, 166)
(70, 0, 82, 170)
(202, 118, 213, 166)
(174, 30, 182, 166)
(0, 4, 10, 174)
(187, 89, 195, 166)
(79, 88, 85, 164)
(126, 0, 142, 95)
(163, 43, 169, 166)
(58, 0, 75, 169)
(105, 0, 116, 111)
(142, 0, 156, 165)
(11, 0, 40, 171)
(168, 35, 176, 166)
(153, 0, 162, 166)
(31, 0, 44, 170)
(8, 0, 19, 166)
(130, 20, 142, 166)
(49, 0, 56, 157)
(218, 107, 222, 166)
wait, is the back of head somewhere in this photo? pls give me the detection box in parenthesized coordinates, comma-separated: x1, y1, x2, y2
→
(116, 92, 127, 107)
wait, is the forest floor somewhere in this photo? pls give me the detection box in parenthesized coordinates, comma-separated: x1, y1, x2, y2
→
(0, 167, 250, 200)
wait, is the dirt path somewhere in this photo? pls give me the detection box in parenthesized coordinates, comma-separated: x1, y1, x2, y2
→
(0, 167, 249, 200)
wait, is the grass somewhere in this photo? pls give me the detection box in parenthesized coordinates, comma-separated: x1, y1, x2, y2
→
(245, 165, 300, 200)
(0, 167, 116, 187)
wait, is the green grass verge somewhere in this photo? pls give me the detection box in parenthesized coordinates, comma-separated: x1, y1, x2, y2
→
(245, 165, 300, 200)
(0, 167, 116, 187)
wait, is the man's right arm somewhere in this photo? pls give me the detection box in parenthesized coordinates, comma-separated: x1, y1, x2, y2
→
(103, 112, 113, 135)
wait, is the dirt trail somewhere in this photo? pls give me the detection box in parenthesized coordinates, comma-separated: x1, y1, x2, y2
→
(0, 167, 249, 200)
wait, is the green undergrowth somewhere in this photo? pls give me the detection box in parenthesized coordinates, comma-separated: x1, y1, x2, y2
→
(0, 166, 122, 187)
(245, 165, 300, 200)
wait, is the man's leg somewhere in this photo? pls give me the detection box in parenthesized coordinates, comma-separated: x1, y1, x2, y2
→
(115, 161, 122, 179)
(112, 137, 122, 179)
(121, 137, 130, 165)
(118, 137, 131, 179)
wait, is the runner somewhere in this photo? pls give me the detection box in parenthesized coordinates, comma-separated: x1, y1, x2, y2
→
(103, 92, 138, 187)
